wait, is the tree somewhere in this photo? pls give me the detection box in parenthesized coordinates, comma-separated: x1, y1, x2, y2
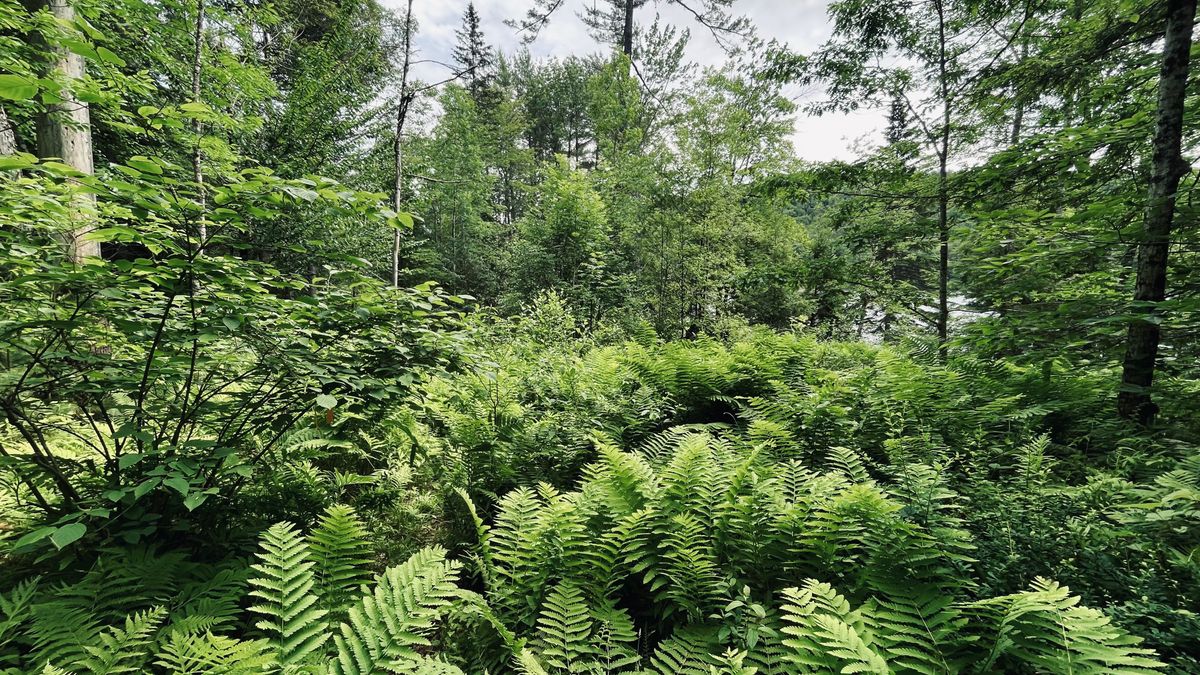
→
(257, 0, 394, 179)
(587, 53, 645, 162)
(452, 3, 494, 99)
(410, 86, 497, 298)
(510, 160, 609, 303)
(190, 0, 207, 248)
(674, 48, 796, 185)
(392, 0, 416, 288)
(1116, 0, 1197, 424)
(512, 54, 596, 164)
(0, 106, 15, 156)
(508, 0, 749, 58)
(800, 0, 1031, 359)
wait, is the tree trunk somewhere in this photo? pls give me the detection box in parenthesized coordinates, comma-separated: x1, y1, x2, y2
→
(392, 0, 415, 289)
(33, 0, 98, 263)
(937, 149, 949, 360)
(1010, 35, 1029, 145)
(934, 0, 951, 362)
(0, 106, 15, 155)
(191, 0, 206, 250)
(621, 0, 634, 56)
(1116, 0, 1196, 424)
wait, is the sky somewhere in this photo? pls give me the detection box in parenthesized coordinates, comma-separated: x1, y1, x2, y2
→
(383, 0, 883, 162)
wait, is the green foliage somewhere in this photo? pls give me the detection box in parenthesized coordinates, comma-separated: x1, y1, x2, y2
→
(309, 505, 373, 623)
(3, 0, 1200, 673)
(330, 547, 463, 674)
(76, 606, 166, 674)
(248, 522, 328, 665)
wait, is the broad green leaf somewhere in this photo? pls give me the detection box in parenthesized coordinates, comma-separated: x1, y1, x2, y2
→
(164, 477, 190, 496)
(13, 527, 56, 550)
(0, 74, 37, 101)
(183, 492, 208, 511)
(118, 453, 144, 469)
(49, 523, 87, 549)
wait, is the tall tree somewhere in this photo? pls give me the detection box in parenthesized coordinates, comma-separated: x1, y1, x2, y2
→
(0, 106, 14, 155)
(190, 0, 207, 248)
(452, 2, 493, 98)
(392, 0, 415, 288)
(800, 0, 1030, 359)
(1116, 0, 1197, 424)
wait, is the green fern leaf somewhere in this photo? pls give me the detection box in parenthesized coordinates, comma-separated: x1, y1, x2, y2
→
(532, 583, 596, 671)
(309, 505, 373, 622)
(331, 547, 463, 675)
(248, 522, 329, 666)
(77, 606, 166, 674)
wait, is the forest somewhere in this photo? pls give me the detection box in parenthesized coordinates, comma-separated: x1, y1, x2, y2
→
(0, 0, 1198, 671)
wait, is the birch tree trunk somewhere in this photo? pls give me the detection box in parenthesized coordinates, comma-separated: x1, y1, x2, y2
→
(1116, 0, 1197, 424)
(0, 106, 15, 155)
(33, 0, 98, 263)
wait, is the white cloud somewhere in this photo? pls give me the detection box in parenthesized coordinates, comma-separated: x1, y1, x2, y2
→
(381, 0, 883, 161)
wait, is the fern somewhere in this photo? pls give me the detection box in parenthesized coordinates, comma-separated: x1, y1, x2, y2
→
(247, 522, 329, 666)
(645, 625, 721, 675)
(76, 606, 166, 674)
(865, 584, 965, 675)
(514, 648, 552, 675)
(584, 439, 659, 514)
(0, 575, 38, 665)
(592, 599, 641, 672)
(309, 504, 372, 621)
(331, 546, 462, 675)
(659, 513, 726, 622)
(27, 602, 104, 668)
(153, 631, 272, 674)
(826, 446, 871, 483)
(457, 487, 498, 592)
(531, 582, 596, 671)
(972, 578, 1165, 674)
(779, 580, 888, 674)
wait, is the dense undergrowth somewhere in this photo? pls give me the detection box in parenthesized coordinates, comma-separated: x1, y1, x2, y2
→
(1, 296, 1197, 673)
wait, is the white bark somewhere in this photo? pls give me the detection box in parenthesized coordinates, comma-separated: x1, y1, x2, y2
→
(34, 0, 99, 263)
(0, 106, 15, 155)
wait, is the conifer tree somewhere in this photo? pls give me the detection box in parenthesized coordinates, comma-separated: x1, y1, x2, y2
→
(453, 3, 494, 99)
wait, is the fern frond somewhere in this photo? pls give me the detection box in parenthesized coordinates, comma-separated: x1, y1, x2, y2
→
(514, 648, 551, 675)
(583, 439, 659, 515)
(660, 513, 726, 622)
(248, 522, 329, 666)
(27, 602, 104, 668)
(645, 625, 721, 675)
(592, 599, 640, 672)
(779, 580, 888, 674)
(153, 631, 272, 673)
(971, 578, 1164, 674)
(309, 505, 372, 622)
(456, 487, 497, 592)
(77, 606, 166, 674)
(532, 582, 596, 672)
(0, 575, 39, 653)
(331, 547, 463, 675)
(826, 446, 870, 483)
(865, 584, 965, 675)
